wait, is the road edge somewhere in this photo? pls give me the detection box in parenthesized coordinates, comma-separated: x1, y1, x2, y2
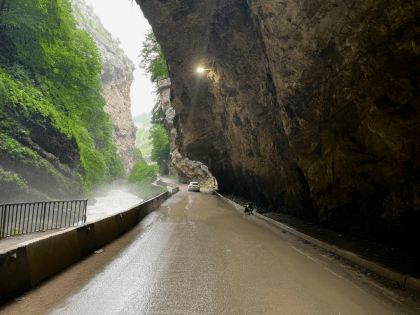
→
(0, 191, 171, 306)
(215, 191, 420, 295)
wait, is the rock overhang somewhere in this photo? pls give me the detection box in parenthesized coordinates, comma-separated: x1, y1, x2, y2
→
(136, 0, 420, 246)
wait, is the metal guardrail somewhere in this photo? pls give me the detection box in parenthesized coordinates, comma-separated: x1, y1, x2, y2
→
(0, 200, 87, 239)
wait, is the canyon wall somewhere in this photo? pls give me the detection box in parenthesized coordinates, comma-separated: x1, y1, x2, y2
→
(72, 0, 136, 173)
(137, 0, 420, 246)
(158, 79, 215, 185)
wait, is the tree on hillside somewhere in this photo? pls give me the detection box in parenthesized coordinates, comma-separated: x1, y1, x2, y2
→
(128, 161, 158, 186)
(134, 147, 147, 165)
(139, 29, 170, 172)
(139, 29, 168, 125)
(127, 160, 159, 197)
(151, 102, 165, 125)
(139, 29, 168, 83)
(149, 124, 170, 165)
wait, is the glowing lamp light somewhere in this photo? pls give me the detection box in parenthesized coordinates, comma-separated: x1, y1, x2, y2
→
(197, 67, 205, 73)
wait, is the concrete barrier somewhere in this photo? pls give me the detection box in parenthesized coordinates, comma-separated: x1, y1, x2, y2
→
(77, 223, 96, 258)
(0, 191, 170, 305)
(168, 186, 180, 194)
(156, 179, 167, 187)
(25, 229, 81, 287)
(0, 247, 30, 305)
(93, 215, 120, 249)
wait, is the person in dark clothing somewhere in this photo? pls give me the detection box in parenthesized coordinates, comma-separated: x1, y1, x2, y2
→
(244, 202, 254, 215)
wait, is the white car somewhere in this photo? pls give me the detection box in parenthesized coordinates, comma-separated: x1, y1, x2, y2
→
(188, 182, 200, 192)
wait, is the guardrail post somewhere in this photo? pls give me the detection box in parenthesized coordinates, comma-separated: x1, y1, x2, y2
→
(41, 202, 46, 231)
(0, 205, 5, 238)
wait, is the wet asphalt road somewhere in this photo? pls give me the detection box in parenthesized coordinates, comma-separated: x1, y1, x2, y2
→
(1, 186, 418, 315)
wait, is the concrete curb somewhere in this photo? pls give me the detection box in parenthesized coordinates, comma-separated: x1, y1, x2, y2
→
(215, 191, 420, 295)
(0, 191, 171, 305)
(169, 186, 180, 194)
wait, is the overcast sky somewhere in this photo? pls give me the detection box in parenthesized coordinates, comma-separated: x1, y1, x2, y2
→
(82, 0, 155, 118)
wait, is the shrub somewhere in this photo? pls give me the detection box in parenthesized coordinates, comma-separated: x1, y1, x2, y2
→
(127, 161, 159, 186)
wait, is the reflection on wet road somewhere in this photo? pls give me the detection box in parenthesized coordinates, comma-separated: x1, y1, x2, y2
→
(2, 186, 418, 315)
(52, 213, 172, 314)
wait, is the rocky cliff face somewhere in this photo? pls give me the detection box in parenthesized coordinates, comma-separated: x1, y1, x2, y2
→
(0, 118, 83, 204)
(137, 0, 420, 246)
(158, 79, 215, 185)
(71, 0, 136, 173)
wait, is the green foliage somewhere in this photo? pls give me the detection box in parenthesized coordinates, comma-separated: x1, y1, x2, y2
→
(135, 129, 142, 147)
(74, 4, 87, 23)
(92, 26, 111, 42)
(139, 30, 168, 125)
(73, 3, 112, 43)
(140, 139, 152, 156)
(149, 125, 170, 164)
(0, 0, 125, 195)
(0, 133, 57, 177)
(135, 128, 150, 148)
(0, 168, 25, 189)
(151, 102, 165, 125)
(134, 148, 147, 165)
(139, 29, 168, 83)
(127, 161, 158, 186)
(169, 167, 177, 180)
(133, 113, 153, 154)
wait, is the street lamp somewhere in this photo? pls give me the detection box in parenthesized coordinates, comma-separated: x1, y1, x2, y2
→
(197, 66, 211, 74)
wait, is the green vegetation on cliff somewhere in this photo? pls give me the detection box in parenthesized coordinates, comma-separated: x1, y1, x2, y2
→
(133, 113, 152, 163)
(140, 30, 168, 83)
(127, 159, 159, 198)
(0, 168, 24, 189)
(128, 161, 158, 186)
(140, 29, 167, 125)
(133, 113, 152, 155)
(0, 0, 125, 195)
(149, 124, 170, 166)
(139, 32, 170, 169)
(134, 147, 147, 165)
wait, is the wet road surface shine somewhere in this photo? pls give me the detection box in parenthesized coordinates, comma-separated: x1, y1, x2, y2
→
(1, 187, 416, 314)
